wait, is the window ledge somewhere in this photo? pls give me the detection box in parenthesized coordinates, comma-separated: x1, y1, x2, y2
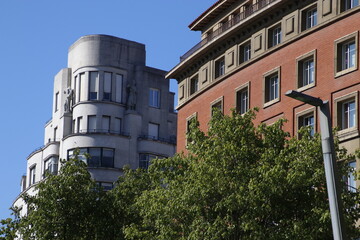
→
(297, 82, 315, 92)
(263, 98, 280, 108)
(335, 67, 358, 78)
(337, 128, 359, 141)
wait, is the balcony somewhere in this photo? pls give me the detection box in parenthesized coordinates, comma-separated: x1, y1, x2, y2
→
(138, 134, 176, 145)
(180, 0, 277, 62)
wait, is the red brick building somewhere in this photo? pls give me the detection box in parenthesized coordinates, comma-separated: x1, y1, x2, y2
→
(167, 0, 360, 189)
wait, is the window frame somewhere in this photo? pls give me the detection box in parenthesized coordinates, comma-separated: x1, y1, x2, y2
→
(235, 82, 250, 114)
(189, 74, 199, 95)
(296, 50, 316, 91)
(67, 147, 115, 168)
(296, 107, 316, 137)
(268, 24, 282, 48)
(263, 67, 281, 107)
(149, 88, 160, 108)
(334, 31, 358, 77)
(186, 112, 198, 147)
(334, 91, 358, 139)
(301, 5, 318, 31)
(214, 56, 225, 79)
(29, 165, 36, 186)
(89, 71, 99, 101)
(103, 72, 112, 101)
(239, 41, 251, 64)
(210, 96, 224, 116)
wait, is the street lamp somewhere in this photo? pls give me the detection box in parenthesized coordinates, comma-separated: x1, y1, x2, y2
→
(285, 90, 346, 240)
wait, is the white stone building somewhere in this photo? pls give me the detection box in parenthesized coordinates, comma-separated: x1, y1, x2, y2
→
(14, 35, 177, 215)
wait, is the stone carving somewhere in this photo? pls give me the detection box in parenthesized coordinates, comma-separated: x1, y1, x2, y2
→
(64, 88, 74, 113)
(126, 83, 137, 110)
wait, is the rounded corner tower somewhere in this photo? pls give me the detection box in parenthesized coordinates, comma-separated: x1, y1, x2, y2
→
(13, 34, 177, 216)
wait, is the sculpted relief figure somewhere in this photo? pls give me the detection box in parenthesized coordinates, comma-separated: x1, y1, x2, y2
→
(126, 83, 137, 110)
(64, 88, 74, 113)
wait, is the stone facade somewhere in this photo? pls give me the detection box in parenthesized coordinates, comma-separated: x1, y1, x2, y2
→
(14, 35, 177, 216)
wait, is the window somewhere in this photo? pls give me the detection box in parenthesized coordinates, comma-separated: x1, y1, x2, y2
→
(77, 117, 83, 133)
(72, 119, 76, 133)
(139, 154, 162, 169)
(79, 73, 86, 102)
(335, 93, 358, 135)
(240, 42, 251, 63)
(68, 148, 114, 168)
(186, 113, 197, 146)
(89, 71, 99, 100)
(215, 57, 225, 78)
(341, 100, 356, 129)
(297, 52, 316, 89)
(347, 161, 357, 192)
(74, 75, 77, 103)
(343, 0, 359, 11)
(335, 33, 358, 75)
(148, 123, 159, 140)
(55, 92, 59, 112)
(114, 118, 122, 134)
(97, 182, 114, 191)
(44, 156, 59, 176)
(149, 88, 160, 108)
(268, 25, 282, 48)
(298, 113, 315, 137)
(115, 74, 123, 103)
(29, 166, 36, 186)
(53, 127, 58, 141)
(102, 116, 110, 133)
(103, 72, 112, 101)
(302, 7, 317, 30)
(190, 75, 199, 95)
(236, 86, 249, 114)
(264, 72, 280, 105)
(211, 98, 223, 116)
(88, 115, 96, 133)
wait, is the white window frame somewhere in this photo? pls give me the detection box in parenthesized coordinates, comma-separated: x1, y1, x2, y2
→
(335, 32, 358, 77)
(263, 67, 281, 107)
(235, 83, 250, 115)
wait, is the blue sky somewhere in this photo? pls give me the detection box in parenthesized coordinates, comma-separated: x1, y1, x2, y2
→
(0, 0, 215, 220)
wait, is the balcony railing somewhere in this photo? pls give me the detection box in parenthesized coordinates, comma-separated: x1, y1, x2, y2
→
(180, 0, 277, 62)
(138, 134, 176, 145)
(77, 129, 130, 137)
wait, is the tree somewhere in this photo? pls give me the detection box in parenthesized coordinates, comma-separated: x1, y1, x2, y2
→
(18, 154, 119, 240)
(125, 109, 360, 239)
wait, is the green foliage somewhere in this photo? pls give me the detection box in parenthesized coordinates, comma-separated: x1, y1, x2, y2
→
(2, 109, 360, 239)
(125, 109, 360, 239)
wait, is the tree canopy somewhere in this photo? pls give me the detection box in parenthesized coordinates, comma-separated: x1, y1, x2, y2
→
(2, 109, 360, 239)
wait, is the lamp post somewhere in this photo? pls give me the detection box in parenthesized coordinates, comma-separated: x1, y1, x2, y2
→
(285, 90, 346, 240)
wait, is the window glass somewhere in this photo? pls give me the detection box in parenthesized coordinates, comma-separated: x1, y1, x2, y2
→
(89, 72, 99, 100)
(102, 116, 110, 133)
(305, 8, 317, 29)
(237, 88, 248, 114)
(190, 76, 199, 95)
(149, 88, 160, 108)
(148, 123, 159, 139)
(102, 148, 114, 168)
(88, 148, 101, 167)
(114, 118, 121, 134)
(104, 72, 112, 101)
(302, 58, 315, 87)
(88, 115, 96, 133)
(342, 100, 356, 129)
(115, 74, 123, 103)
(347, 161, 357, 192)
(29, 166, 36, 186)
(215, 57, 225, 78)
